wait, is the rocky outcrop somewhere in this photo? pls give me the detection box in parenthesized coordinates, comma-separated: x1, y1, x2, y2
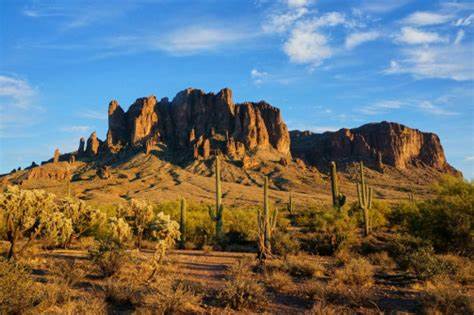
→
(85, 132, 101, 157)
(100, 87, 290, 160)
(290, 121, 459, 174)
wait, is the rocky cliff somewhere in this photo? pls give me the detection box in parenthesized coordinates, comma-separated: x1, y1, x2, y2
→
(290, 121, 459, 174)
(96, 87, 291, 160)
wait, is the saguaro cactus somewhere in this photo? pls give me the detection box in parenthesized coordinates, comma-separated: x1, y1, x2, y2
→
(179, 197, 187, 249)
(356, 162, 373, 236)
(330, 161, 346, 210)
(257, 176, 278, 261)
(287, 191, 294, 215)
(208, 155, 224, 243)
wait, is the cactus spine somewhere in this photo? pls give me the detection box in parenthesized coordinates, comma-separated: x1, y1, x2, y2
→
(330, 161, 346, 210)
(257, 176, 278, 261)
(179, 197, 187, 249)
(356, 161, 373, 236)
(208, 155, 224, 243)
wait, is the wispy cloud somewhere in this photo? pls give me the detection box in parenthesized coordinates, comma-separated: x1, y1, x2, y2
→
(60, 125, 91, 133)
(345, 31, 380, 49)
(80, 110, 106, 120)
(395, 27, 447, 45)
(359, 0, 412, 13)
(385, 44, 473, 81)
(418, 100, 458, 116)
(359, 100, 404, 115)
(251, 69, 269, 85)
(454, 30, 465, 45)
(0, 75, 37, 109)
(401, 11, 453, 26)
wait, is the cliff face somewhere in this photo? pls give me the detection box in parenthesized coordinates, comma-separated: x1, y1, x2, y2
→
(100, 87, 290, 160)
(290, 121, 459, 174)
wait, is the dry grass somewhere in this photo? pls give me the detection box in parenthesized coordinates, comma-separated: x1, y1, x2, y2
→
(263, 270, 294, 293)
(418, 276, 473, 315)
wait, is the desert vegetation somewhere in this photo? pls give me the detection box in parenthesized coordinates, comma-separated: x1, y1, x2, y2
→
(0, 159, 472, 314)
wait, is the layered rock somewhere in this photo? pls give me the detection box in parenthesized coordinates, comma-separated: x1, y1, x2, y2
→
(102, 87, 291, 160)
(85, 132, 101, 157)
(290, 121, 459, 174)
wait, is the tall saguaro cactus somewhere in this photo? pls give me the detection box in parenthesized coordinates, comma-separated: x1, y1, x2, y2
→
(287, 191, 294, 215)
(356, 162, 373, 236)
(330, 161, 346, 210)
(257, 176, 278, 261)
(208, 155, 224, 243)
(179, 197, 187, 249)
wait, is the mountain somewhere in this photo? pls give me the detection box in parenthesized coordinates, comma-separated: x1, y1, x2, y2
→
(0, 87, 461, 205)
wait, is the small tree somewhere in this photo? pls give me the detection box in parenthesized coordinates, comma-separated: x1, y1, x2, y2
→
(0, 186, 57, 259)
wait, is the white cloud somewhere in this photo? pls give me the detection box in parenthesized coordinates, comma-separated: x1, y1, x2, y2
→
(262, 7, 308, 33)
(283, 26, 332, 66)
(455, 14, 474, 26)
(286, 0, 312, 8)
(61, 126, 91, 132)
(396, 27, 447, 45)
(251, 69, 269, 85)
(465, 156, 474, 162)
(345, 31, 380, 49)
(454, 29, 465, 45)
(0, 75, 37, 109)
(385, 44, 473, 81)
(402, 11, 452, 26)
(306, 12, 347, 28)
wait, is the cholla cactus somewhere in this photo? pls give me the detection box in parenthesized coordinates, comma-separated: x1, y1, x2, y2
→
(128, 199, 155, 249)
(56, 197, 105, 246)
(257, 176, 278, 261)
(0, 186, 57, 259)
(107, 217, 132, 246)
(43, 211, 73, 247)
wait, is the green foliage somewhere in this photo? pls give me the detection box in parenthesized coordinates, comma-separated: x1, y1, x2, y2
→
(391, 176, 473, 256)
(350, 200, 390, 232)
(271, 230, 300, 257)
(298, 205, 357, 255)
(405, 247, 458, 280)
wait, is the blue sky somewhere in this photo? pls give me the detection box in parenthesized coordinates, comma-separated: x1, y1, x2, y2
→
(0, 0, 473, 177)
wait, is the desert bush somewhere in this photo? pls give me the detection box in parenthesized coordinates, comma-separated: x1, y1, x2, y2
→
(263, 270, 293, 293)
(89, 238, 129, 277)
(148, 278, 202, 314)
(349, 200, 391, 232)
(218, 259, 267, 310)
(419, 276, 473, 315)
(49, 259, 87, 287)
(310, 301, 352, 315)
(104, 278, 143, 307)
(333, 257, 375, 288)
(283, 256, 324, 279)
(298, 206, 356, 255)
(271, 229, 300, 257)
(405, 247, 458, 280)
(394, 176, 474, 256)
(367, 251, 396, 270)
(0, 258, 41, 313)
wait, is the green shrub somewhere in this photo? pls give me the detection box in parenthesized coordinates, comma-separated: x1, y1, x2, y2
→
(393, 176, 474, 256)
(349, 200, 391, 231)
(406, 247, 458, 280)
(271, 230, 300, 257)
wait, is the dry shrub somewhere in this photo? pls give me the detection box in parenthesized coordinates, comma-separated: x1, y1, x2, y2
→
(367, 251, 396, 270)
(299, 280, 327, 301)
(56, 296, 107, 315)
(49, 259, 87, 287)
(0, 258, 41, 314)
(218, 259, 267, 310)
(89, 242, 129, 277)
(309, 301, 352, 315)
(264, 270, 293, 293)
(438, 255, 474, 285)
(326, 258, 377, 308)
(420, 276, 473, 315)
(333, 257, 374, 288)
(203, 245, 213, 254)
(104, 278, 143, 307)
(35, 282, 73, 311)
(147, 278, 201, 314)
(283, 256, 325, 279)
